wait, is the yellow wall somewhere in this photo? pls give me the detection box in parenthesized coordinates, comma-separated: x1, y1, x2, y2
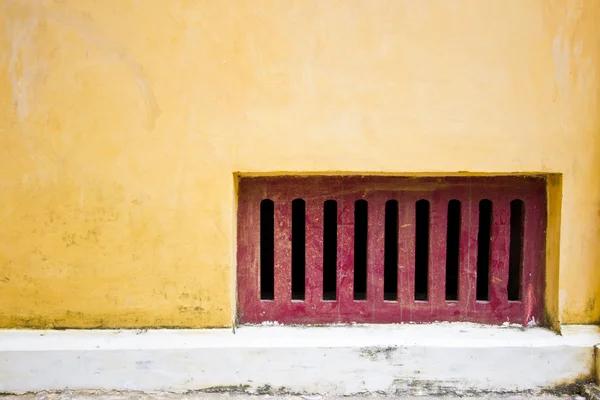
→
(1, 0, 599, 328)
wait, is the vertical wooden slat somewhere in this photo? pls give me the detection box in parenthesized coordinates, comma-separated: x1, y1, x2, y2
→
(398, 193, 416, 316)
(428, 194, 448, 307)
(236, 188, 262, 322)
(305, 199, 324, 304)
(489, 199, 510, 308)
(368, 197, 386, 311)
(274, 201, 292, 306)
(522, 193, 545, 324)
(338, 194, 355, 312)
(534, 193, 547, 321)
(459, 192, 479, 315)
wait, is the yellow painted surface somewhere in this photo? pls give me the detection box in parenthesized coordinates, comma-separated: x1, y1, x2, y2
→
(1, 0, 600, 328)
(545, 175, 563, 331)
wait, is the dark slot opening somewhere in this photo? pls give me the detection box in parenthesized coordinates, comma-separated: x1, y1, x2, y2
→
(445, 200, 461, 301)
(476, 199, 493, 301)
(384, 200, 399, 301)
(260, 199, 275, 300)
(291, 199, 306, 301)
(354, 199, 368, 300)
(508, 199, 525, 301)
(415, 199, 430, 301)
(323, 200, 338, 301)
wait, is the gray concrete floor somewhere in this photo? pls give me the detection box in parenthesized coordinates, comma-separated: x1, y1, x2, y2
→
(0, 392, 586, 400)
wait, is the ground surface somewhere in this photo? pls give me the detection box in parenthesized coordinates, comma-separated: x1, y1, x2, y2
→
(0, 393, 587, 400)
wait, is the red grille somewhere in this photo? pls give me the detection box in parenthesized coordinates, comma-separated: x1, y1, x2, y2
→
(237, 176, 547, 325)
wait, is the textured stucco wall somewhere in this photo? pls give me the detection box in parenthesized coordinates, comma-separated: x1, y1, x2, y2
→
(0, 0, 599, 327)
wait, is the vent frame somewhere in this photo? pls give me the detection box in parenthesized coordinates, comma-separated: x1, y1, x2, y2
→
(236, 176, 547, 325)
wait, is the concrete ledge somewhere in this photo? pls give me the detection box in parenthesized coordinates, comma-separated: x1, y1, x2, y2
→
(1, 324, 599, 395)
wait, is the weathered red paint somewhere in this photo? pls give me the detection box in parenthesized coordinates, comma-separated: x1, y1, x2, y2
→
(237, 176, 547, 325)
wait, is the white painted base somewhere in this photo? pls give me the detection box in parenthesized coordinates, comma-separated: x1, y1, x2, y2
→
(1, 324, 599, 395)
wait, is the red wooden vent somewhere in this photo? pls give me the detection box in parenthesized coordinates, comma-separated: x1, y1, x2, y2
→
(237, 176, 547, 325)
